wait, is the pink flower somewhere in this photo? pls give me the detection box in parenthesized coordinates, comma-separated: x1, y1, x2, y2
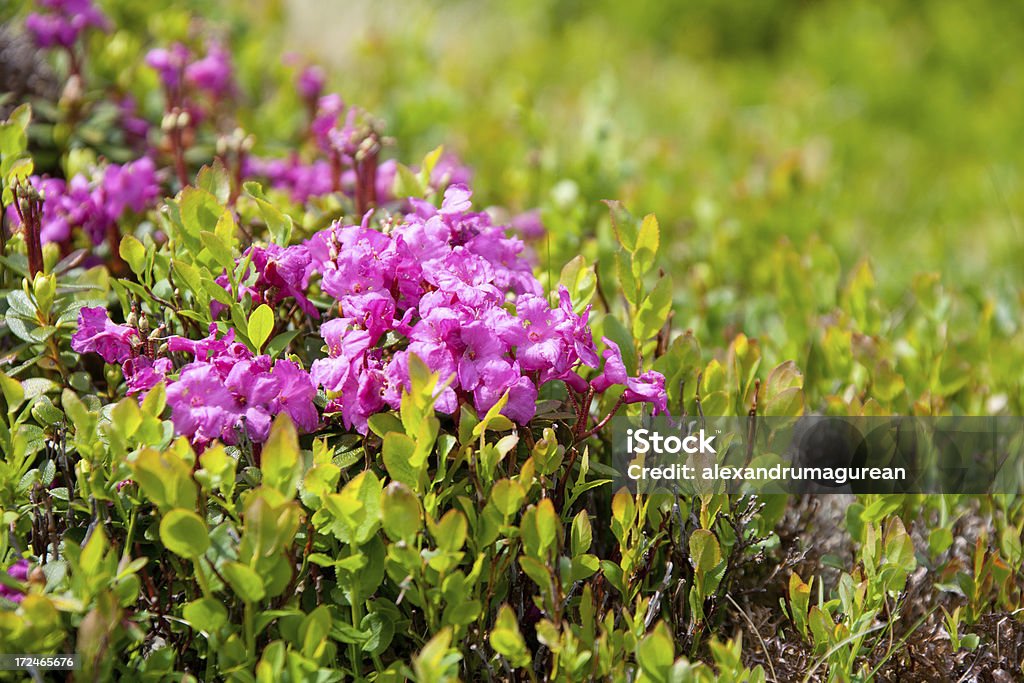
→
(1, 560, 30, 604)
(296, 65, 326, 102)
(164, 327, 319, 446)
(185, 42, 234, 97)
(146, 43, 190, 91)
(26, 0, 108, 49)
(123, 357, 172, 397)
(591, 338, 669, 415)
(71, 307, 138, 363)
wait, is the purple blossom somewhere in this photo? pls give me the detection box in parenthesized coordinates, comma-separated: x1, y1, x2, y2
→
(311, 94, 345, 153)
(102, 157, 160, 217)
(185, 42, 234, 97)
(122, 357, 172, 397)
(311, 321, 389, 432)
(5, 159, 159, 247)
(146, 43, 190, 91)
(510, 210, 545, 240)
(243, 155, 335, 204)
(430, 153, 473, 189)
(212, 243, 318, 320)
(118, 96, 151, 142)
(301, 184, 663, 430)
(272, 359, 319, 432)
(166, 362, 240, 444)
(622, 370, 668, 414)
(0, 560, 29, 604)
(591, 338, 669, 414)
(225, 358, 277, 442)
(26, 0, 108, 49)
(164, 332, 319, 447)
(71, 307, 138, 363)
(296, 65, 326, 102)
(473, 361, 538, 424)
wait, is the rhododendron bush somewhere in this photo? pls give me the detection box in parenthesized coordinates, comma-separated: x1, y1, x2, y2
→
(3, 1, 1024, 681)
(0, 2, 679, 680)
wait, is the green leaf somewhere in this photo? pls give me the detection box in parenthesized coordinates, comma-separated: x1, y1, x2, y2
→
(200, 230, 235, 273)
(324, 470, 382, 545)
(111, 397, 143, 439)
(518, 556, 551, 590)
(80, 526, 108, 576)
(360, 611, 394, 656)
(603, 315, 637, 375)
(299, 604, 333, 658)
(571, 511, 592, 556)
(412, 628, 458, 683)
(265, 329, 301, 359)
(382, 431, 419, 488)
(171, 260, 204, 300)
(559, 255, 597, 311)
(119, 235, 147, 276)
(299, 462, 339, 509)
(872, 360, 906, 403)
(381, 481, 422, 542)
(160, 509, 210, 559)
(196, 163, 231, 205)
(632, 213, 660, 277)
(129, 448, 197, 512)
(179, 187, 222, 238)
(262, 414, 300, 495)
(489, 479, 525, 518)
(473, 390, 514, 437)
(763, 386, 804, 417)
(368, 412, 404, 438)
(604, 199, 637, 252)
(419, 145, 444, 186)
(183, 598, 228, 633)
(246, 184, 294, 246)
(688, 529, 721, 574)
(632, 275, 673, 342)
(30, 395, 63, 426)
(521, 500, 558, 558)
(616, 252, 639, 309)
(636, 621, 674, 682)
(247, 304, 274, 353)
(393, 162, 425, 199)
(222, 561, 266, 603)
(141, 382, 167, 417)
(490, 605, 531, 668)
(0, 373, 24, 413)
(431, 510, 467, 553)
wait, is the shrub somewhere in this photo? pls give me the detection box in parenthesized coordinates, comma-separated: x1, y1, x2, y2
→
(2, 1, 1023, 681)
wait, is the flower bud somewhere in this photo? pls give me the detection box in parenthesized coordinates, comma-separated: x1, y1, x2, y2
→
(28, 566, 45, 586)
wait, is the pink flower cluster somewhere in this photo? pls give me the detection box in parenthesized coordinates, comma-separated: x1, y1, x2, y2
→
(70, 184, 668, 445)
(69, 306, 171, 398)
(25, 0, 108, 50)
(146, 42, 234, 100)
(164, 327, 317, 446)
(303, 185, 667, 432)
(7, 158, 160, 245)
(212, 242, 318, 319)
(71, 309, 317, 447)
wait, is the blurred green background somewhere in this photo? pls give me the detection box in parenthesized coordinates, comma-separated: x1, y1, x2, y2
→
(281, 0, 1024, 293)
